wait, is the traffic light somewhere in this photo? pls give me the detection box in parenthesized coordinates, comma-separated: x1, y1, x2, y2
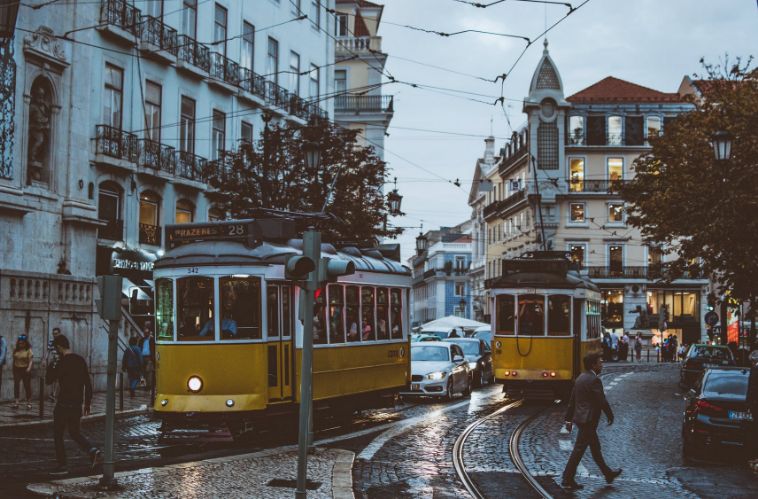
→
(284, 255, 315, 280)
(318, 257, 355, 284)
(96, 275, 123, 321)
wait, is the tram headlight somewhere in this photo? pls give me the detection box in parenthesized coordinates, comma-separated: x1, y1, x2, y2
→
(426, 371, 446, 381)
(160, 399, 168, 407)
(225, 399, 235, 408)
(187, 376, 203, 393)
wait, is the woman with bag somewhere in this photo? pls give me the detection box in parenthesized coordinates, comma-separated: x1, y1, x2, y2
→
(13, 335, 34, 409)
(121, 337, 143, 398)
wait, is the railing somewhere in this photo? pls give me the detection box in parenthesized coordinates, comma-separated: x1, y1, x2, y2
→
(95, 124, 138, 162)
(266, 80, 291, 109)
(138, 138, 176, 174)
(139, 15, 178, 55)
(334, 95, 393, 113)
(176, 34, 210, 72)
(175, 150, 207, 181)
(239, 66, 267, 99)
(607, 133, 623, 145)
(206, 150, 236, 184)
(483, 190, 526, 218)
(336, 36, 381, 53)
(567, 131, 584, 145)
(97, 219, 124, 241)
(568, 179, 626, 193)
(289, 95, 310, 120)
(585, 265, 705, 279)
(210, 52, 241, 86)
(139, 223, 161, 246)
(100, 0, 141, 36)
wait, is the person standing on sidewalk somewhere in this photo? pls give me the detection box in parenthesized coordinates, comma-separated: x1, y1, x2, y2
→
(634, 333, 642, 362)
(0, 333, 7, 399)
(12, 335, 33, 409)
(46, 334, 101, 475)
(139, 324, 155, 391)
(561, 352, 622, 490)
(122, 337, 143, 398)
(45, 327, 62, 402)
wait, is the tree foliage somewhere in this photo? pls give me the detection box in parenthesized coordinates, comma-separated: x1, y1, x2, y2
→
(621, 57, 758, 303)
(203, 118, 402, 245)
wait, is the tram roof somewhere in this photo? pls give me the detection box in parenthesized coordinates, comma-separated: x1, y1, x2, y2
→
(485, 256, 599, 291)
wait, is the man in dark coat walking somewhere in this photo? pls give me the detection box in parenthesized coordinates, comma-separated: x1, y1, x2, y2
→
(561, 352, 622, 490)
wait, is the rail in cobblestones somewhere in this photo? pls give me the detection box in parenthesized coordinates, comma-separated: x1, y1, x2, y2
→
(509, 407, 554, 499)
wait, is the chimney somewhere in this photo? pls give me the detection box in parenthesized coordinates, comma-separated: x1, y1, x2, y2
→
(484, 136, 495, 164)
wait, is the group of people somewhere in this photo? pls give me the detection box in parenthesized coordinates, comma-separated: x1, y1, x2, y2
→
(121, 325, 156, 398)
(659, 333, 680, 362)
(602, 331, 644, 362)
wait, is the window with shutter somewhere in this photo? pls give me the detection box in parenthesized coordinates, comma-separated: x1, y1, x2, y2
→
(625, 116, 644, 145)
(586, 115, 605, 145)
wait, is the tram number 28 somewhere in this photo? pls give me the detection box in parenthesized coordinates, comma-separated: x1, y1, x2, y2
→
(228, 224, 246, 236)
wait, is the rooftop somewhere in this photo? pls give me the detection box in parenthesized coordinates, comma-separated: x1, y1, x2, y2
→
(567, 76, 682, 103)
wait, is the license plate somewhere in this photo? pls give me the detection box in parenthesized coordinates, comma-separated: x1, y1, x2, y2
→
(728, 410, 752, 421)
(411, 383, 420, 391)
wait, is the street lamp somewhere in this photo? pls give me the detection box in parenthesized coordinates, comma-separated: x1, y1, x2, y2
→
(711, 130, 733, 161)
(415, 232, 428, 254)
(0, 0, 20, 39)
(387, 177, 402, 216)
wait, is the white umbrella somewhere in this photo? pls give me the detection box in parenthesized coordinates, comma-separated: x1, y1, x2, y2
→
(420, 316, 489, 332)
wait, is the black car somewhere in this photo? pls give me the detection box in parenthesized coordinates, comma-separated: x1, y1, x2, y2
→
(680, 344, 736, 387)
(443, 338, 494, 387)
(682, 367, 753, 461)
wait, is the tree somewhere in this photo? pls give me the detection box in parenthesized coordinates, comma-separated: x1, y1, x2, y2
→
(621, 57, 758, 339)
(204, 117, 402, 244)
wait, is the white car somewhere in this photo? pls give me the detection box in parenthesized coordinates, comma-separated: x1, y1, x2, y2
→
(402, 342, 472, 399)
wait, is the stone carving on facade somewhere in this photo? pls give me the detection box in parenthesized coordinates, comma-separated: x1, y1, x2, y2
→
(23, 26, 67, 65)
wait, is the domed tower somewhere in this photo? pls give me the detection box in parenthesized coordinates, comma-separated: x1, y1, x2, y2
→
(522, 40, 570, 249)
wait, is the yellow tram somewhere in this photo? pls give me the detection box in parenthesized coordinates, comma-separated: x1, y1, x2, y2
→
(151, 219, 411, 437)
(487, 252, 602, 398)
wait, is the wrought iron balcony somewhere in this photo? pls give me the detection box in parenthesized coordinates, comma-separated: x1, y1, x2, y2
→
(177, 34, 210, 72)
(483, 190, 526, 218)
(97, 219, 124, 241)
(139, 223, 161, 246)
(289, 94, 310, 120)
(335, 95, 393, 113)
(95, 125, 138, 162)
(210, 52, 240, 87)
(266, 81, 291, 109)
(206, 150, 236, 185)
(585, 265, 704, 280)
(239, 67, 267, 99)
(138, 15, 178, 55)
(138, 138, 176, 174)
(568, 179, 626, 194)
(100, 0, 141, 37)
(567, 131, 584, 145)
(175, 150, 207, 182)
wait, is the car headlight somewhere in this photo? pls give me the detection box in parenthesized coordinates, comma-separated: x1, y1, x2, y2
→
(467, 362, 478, 370)
(187, 376, 203, 392)
(426, 371, 447, 380)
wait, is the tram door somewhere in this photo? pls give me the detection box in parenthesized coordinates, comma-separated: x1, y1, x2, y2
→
(572, 298, 583, 379)
(267, 284, 294, 401)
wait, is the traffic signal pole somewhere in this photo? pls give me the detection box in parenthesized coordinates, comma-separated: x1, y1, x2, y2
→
(296, 229, 320, 498)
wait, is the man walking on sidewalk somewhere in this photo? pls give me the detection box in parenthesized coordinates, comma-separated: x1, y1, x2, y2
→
(561, 352, 622, 490)
(46, 335, 101, 475)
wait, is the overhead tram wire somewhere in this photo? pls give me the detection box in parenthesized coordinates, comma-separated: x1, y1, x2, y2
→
(452, 0, 574, 9)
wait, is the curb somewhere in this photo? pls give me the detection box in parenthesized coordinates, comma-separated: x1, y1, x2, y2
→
(0, 406, 151, 430)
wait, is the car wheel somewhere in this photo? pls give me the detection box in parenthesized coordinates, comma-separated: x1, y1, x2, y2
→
(446, 379, 455, 400)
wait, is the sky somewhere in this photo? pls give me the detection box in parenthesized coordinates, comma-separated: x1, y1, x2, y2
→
(374, 0, 757, 261)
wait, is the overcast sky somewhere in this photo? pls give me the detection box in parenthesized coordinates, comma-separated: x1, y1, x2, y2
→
(375, 0, 756, 261)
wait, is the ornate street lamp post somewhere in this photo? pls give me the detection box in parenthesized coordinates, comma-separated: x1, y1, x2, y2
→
(415, 232, 428, 255)
(387, 177, 402, 216)
(712, 130, 733, 346)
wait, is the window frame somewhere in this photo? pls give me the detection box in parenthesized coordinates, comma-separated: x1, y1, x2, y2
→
(242, 21, 255, 71)
(214, 3, 228, 57)
(103, 63, 124, 129)
(608, 115, 623, 145)
(310, 0, 320, 30)
(607, 202, 625, 225)
(568, 157, 585, 192)
(182, 0, 198, 38)
(289, 50, 300, 95)
(568, 202, 586, 224)
(144, 80, 162, 142)
(211, 109, 226, 160)
(606, 157, 624, 182)
(179, 96, 196, 154)
(309, 63, 319, 100)
(567, 242, 587, 266)
(568, 115, 584, 145)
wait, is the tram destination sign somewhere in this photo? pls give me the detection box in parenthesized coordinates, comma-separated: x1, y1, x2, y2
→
(166, 219, 297, 249)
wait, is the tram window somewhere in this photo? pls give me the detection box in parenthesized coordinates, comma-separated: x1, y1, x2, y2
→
(177, 276, 215, 341)
(346, 286, 360, 342)
(155, 279, 174, 341)
(586, 300, 601, 339)
(377, 288, 389, 340)
(390, 288, 403, 339)
(496, 295, 515, 335)
(361, 287, 376, 341)
(314, 287, 327, 344)
(548, 295, 571, 336)
(267, 285, 279, 338)
(518, 295, 545, 336)
(282, 285, 292, 337)
(219, 277, 262, 340)
(328, 284, 345, 343)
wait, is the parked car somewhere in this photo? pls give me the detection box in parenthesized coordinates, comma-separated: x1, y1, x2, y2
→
(680, 344, 736, 387)
(444, 338, 494, 387)
(682, 367, 753, 461)
(472, 326, 492, 346)
(403, 342, 472, 399)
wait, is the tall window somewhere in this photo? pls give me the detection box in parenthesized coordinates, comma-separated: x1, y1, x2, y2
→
(646, 116, 661, 141)
(98, 183, 121, 223)
(455, 282, 465, 296)
(179, 96, 195, 154)
(139, 191, 161, 246)
(146, 0, 163, 18)
(103, 64, 123, 129)
(267, 37, 279, 84)
(144, 80, 162, 142)
(569, 202, 585, 223)
(214, 3, 228, 57)
(537, 121, 558, 169)
(336, 13, 348, 36)
(608, 115, 622, 145)
(568, 115, 584, 145)
(609, 245, 623, 273)
(608, 203, 624, 224)
(182, 0, 197, 38)
(607, 157, 623, 181)
(569, 158, 584, 192)
(568, 243, 586, 266)
(310, 0, 320, 29)
(309, 64, 319, 99)
(335, 69, 346, 94)
(289, 51, 300, 95)
(212, 110, 226, 160)
(175, 200, 194, 224)
(240, 22, 254, 71)
(241, 121, 253, 145)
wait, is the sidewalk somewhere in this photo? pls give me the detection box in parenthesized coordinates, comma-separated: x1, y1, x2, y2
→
(27, 446, 355, 499)
(0, 390, 151, 429)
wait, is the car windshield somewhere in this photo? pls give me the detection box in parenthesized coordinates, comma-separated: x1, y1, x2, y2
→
(446, 340, 480, 356)
(702, 372, 749, 400)
(424, 331, 449, 340)
(412, 346, 450, 362)
(689, 346, 733, 361)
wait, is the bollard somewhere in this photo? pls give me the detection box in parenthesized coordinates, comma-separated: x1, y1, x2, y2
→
(38, 377, 45, 419)
(119, 372, 124, 412)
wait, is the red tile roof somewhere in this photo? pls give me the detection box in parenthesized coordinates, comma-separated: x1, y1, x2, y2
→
(336, 0, 383, 7)
(567, 76, 683, 103)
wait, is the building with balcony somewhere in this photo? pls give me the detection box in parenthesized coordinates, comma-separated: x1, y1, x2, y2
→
(476, 40, 709, 345)
(333, 0, 393, 158)
(409, 222, 472, 327)
(0, 0, 334, 396)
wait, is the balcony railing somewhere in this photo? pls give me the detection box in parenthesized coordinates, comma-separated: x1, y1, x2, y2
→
(289, 95, 310, 120)
(567, 131, 584, 145)
(100, 0, 141, 36)
(334, 95, 393, 113)
(210, 52, 241, 86)
(95, 124, 138, 162)
(266, 81, 291, 109)
(175, 150, 207, 181)
(139, 15, 178, 55)
(336, 36, 381, 54)
(97, 219, 124, 241)
(139, 223, 162, 246)
(568, 179, 626, 193)
(483, 189, 526, 218)
(206, 150, 236, 184)
(585, 265, 705, 280)
(138, 138, 176, 174)
(239, 66, 267, 99)
(176, 34, 210, 72)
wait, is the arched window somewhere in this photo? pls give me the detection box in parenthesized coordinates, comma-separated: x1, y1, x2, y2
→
(98, 181, 123, 241)
(175, 199, 194, 224)
(27, 77, 54, 185)
(139, 191, 162, 245)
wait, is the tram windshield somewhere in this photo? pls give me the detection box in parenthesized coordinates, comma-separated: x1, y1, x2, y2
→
(496, 295, 515, 335)
(547, 295, 571, 336)
(177, 276, 215, 341)
(518, 295, 544, 335)
(219, 277, 262, 340)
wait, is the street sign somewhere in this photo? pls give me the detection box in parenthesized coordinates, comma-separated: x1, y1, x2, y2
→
(705, 310, 719, 327)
